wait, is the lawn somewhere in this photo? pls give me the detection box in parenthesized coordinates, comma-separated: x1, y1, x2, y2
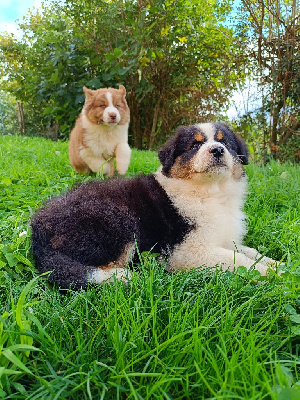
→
(0, 135, 299, 399)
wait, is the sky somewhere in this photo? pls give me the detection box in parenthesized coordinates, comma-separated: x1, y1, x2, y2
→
(0, 0, 43, 37)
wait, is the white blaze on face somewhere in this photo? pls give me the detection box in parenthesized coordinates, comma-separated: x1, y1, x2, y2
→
(102, 91, 121, 124)
(193, 123, 233, 173)
(196, 123, 215, 142)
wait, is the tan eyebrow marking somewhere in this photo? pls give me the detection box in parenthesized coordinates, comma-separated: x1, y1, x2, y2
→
(195, 131, 204, 142)
(216, 130, 224, 141)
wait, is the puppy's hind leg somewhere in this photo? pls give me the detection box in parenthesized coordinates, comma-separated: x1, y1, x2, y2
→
(79, 147, 111, 175)
(89, 267, 132, 284)
(34, 248, 96, 289)
(89, 243, 135, 283)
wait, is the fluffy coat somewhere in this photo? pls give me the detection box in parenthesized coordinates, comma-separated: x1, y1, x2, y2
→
(69, 85, 131, 177)
(32, 123, 277, 289)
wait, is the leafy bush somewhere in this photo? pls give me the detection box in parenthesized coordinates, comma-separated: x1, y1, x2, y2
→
(0, 0, 246, 147)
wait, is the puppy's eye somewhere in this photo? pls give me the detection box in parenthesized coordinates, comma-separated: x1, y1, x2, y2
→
(100, 105, 106, 109)
(191, 142, 202, 149)
(115, 104, 120, 109)
(220, 139, 229, 148)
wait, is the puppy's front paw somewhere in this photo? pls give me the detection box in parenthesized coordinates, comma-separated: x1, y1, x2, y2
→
(253, 262, 268, 276)
(259, 255, 277, 266)
(249, 259, 284, 278)
(116, 165, 129, 175)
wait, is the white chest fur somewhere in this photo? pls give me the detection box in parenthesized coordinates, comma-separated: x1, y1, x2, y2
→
(155, 170, 248, 250)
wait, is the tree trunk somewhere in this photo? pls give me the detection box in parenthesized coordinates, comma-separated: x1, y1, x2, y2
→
(17, 102, 25, 134)
(270, 99, 283, 145)
(149, 102, 160, 150)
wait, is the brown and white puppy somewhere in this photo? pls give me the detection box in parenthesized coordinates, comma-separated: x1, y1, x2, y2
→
(69, 85, 131, 177)
(32, 123, 278, 289)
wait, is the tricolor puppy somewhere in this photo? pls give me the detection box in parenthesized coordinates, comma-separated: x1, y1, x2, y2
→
(69, 85, 131, 177)
(32, 123, 277, 289)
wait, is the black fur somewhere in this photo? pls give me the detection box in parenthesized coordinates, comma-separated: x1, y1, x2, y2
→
(31, 175, 193, 289)
(158, 126, 203, 175)
(214, 123, 248, 165)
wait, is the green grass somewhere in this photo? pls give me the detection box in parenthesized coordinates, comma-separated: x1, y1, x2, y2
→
(0, 135, 299, 399)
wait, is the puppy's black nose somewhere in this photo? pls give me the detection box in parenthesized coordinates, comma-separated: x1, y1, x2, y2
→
(210, 146, 224, 158)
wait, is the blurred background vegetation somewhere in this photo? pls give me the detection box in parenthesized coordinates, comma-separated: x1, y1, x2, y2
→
(0, 0, 299, 162)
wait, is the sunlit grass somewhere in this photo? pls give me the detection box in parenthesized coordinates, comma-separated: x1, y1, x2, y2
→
(0, 135, 299, 399)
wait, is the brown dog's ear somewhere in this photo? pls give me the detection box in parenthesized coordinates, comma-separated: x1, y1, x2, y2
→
(158, 126, 186, 176)
(83, 86, 94, 101)
(234, 134, 248, 165)
(119, 85, 126, 95)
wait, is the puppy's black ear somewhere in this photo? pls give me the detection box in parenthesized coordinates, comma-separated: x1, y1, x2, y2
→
(158, 136, 178, 176)
(158, 127, 186, 176)
(234, 134, 248, 165)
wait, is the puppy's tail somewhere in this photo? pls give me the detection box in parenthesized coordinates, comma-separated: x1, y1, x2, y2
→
(31, 231, 94, 290)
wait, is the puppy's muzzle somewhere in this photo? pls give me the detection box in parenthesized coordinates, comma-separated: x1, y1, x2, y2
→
(109, 112, 117, 122)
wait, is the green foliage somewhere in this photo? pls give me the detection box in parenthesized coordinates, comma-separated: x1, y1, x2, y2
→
(0, 135, 299, 398)
(0, 0, 247, 147)
(0, 258, 299, 398)
(237, 0, 300, 149)
(0, 6, 94, 137)
(0, 276, 42, 397)
(0, 91, 19, 135)
(245, 162, 300, 263)
(231, 111, 300, 163)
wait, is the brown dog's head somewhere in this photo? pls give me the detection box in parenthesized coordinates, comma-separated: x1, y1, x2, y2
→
(158, 123, 248, 180)
(82, 85, 130, 126)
